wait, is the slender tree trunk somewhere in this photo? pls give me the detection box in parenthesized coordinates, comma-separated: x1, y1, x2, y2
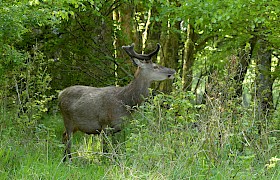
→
(256, 39, 273, 134)
(146, 6, 161, 45)
(142, 9, 152, 51)
(182, 23, 195, 91)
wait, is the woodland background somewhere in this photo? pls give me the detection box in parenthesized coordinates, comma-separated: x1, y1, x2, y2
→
(0, 0, 279, 179)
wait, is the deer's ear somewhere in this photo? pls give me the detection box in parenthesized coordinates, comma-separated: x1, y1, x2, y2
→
(133, 58, 144, 67)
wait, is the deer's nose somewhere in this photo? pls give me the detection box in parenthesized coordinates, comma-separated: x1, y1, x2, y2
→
(167, 69, 176, 79)
(167, 74, 175, 79)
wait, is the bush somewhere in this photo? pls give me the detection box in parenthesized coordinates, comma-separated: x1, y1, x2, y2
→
(1, 49, 54, 129)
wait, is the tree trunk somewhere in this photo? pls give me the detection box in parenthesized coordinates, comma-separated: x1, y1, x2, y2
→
(158, 22, 180, 93)
(182, 23, 195, 91)
(113, 3, 136, 86)
(256, 39, 273, 134)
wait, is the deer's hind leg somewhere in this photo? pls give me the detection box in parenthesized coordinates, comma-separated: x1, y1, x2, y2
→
(62, 127, 74, 162)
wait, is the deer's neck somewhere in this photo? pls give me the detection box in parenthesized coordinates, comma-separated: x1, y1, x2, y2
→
(118, 70, 151, 107)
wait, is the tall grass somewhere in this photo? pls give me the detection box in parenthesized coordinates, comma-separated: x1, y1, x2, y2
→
(105, 90, 280, 179)
(0, 89, 279, 179)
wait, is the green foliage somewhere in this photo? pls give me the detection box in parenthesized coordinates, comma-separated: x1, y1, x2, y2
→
(0, 49, 53, 130)
(13, 51, 54, 126)
(0, 0, 58, 118)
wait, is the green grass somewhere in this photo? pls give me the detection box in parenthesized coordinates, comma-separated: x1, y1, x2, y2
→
(0, 115, 106, 179)
(0, 95, 280, 179)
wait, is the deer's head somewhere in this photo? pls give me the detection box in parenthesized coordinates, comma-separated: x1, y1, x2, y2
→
(122, 43, 176, 81)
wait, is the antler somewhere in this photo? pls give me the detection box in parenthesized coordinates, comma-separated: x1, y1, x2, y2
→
(122, 43, 160, 61)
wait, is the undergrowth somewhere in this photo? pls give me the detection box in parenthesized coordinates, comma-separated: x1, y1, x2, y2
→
(0, 88, 279, 179)
(106, 89, 280, 179)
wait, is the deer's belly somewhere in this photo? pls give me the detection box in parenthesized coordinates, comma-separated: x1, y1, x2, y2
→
(75, 118, 121, 134)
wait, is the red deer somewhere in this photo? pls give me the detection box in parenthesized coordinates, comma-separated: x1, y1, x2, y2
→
(58, 43, 175, 161)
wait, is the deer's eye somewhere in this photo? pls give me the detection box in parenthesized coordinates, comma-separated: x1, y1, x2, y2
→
(153, 65, 159, 69)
